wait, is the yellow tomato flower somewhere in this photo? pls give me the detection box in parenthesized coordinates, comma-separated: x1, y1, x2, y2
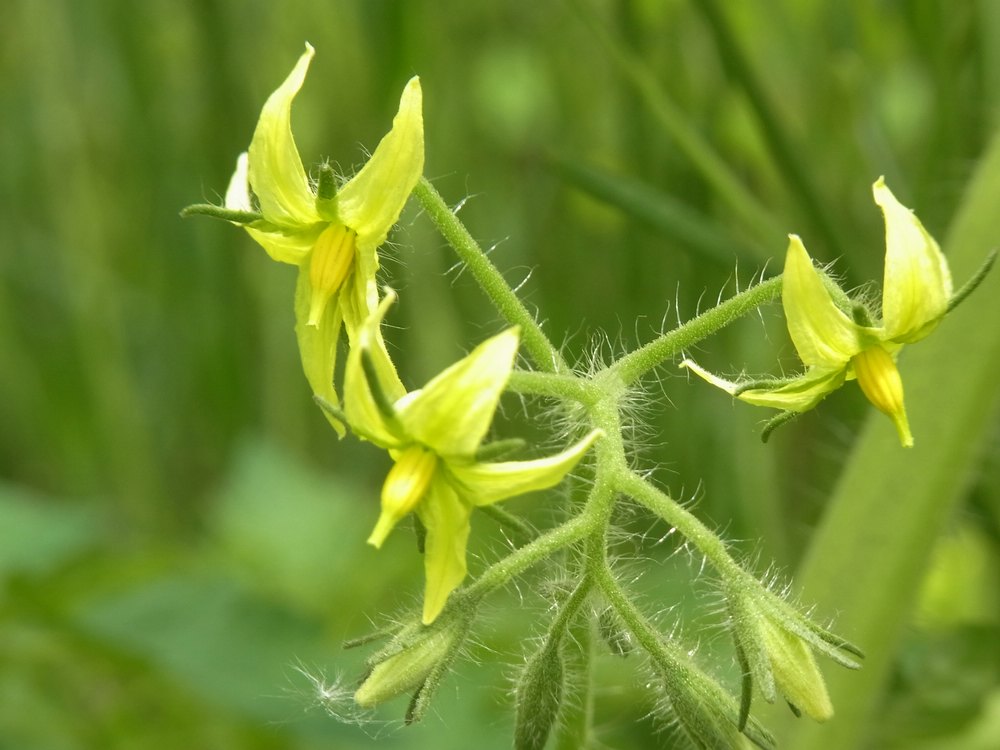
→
(683, 178, 954, 447)
(345, 292, 601, 624)
(223, 44, 423, 434)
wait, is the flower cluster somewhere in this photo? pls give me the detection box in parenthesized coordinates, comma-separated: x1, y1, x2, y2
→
(187, 42, 994, 748)
(185, 44, 598, 623)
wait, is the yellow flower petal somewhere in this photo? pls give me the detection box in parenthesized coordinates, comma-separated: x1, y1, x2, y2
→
(247, 43, 320, 228)
(737, 367, 847, 412)
(399, 327, 520, 458)
(224, 152, 252, 212)
(783, 235, 863, 368)
(338, 77, 425, 252)
(447, 429, 602, 507)
(343, 291, 407, 447)
(293, 263, 345, 437)
(873, 177, 953, 343)
(417, 478, 471, 624)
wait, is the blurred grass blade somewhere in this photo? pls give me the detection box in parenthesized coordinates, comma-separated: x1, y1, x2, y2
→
(571, 0, 786, 254)
(769, 126, 1000, 749)
(549, 154, 770, 265)
(695, 0, 846, 258)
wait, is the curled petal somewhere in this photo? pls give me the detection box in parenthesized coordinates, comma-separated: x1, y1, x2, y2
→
(680, 359, 742, 396)
(737, 367, 847, 412)
(294, 264, 345, 436)
(245, 223, 320, 265)
(783, 235, 863, 367)
(417, 478, 471, 624)
(447, 429, 602, 507)
(874, 177, 953, 343)
(247, 43, 320, 227)
(343, 291, 407, 447)
(399, 328, 520, 457)
(339, 77, 425, 251)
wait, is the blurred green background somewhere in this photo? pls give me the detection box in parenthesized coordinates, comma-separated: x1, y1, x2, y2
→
(2, 1, 998, 748)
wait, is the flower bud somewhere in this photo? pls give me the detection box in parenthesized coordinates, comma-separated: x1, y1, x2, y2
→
(756, 614, 833, 722)
(727, 582, 854, 725)
(656, 653, 772, 750)
(354, 622, 458, 708)
(514, 639, 565, 750)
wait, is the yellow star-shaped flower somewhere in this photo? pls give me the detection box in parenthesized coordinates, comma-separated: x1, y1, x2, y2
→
(345, 292, 601, 623)
(684, 178, 954, 447)
(219, 44, 423, 433)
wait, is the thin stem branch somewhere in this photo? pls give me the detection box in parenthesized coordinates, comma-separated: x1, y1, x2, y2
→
(507, 370, 595, 405)
(618, 471, 743, 580)
(414, 178, 568, 373)
(610, 275, 782, 385)
(458, 513, 591, 603)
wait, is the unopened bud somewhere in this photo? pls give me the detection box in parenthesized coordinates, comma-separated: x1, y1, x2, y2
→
(514, 639, 565, 750)
(354, 623, 457, 709)
(756, 614, 833, 722)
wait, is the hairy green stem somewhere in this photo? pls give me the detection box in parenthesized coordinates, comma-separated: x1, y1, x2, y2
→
(618, 472, 743, 581)
(610, 275, 783, 385)
(459, 513, 591, 603)
(507, 370, 595, 404)
(414, 178, 568, 373)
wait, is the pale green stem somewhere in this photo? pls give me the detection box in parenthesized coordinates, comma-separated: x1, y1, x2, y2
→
(592, 560, 687, 682)
(507, 370, 595, 405)
(414, 178, 568, 373)
(610, 275, 783, 385)
(458, 513, 592, 603)
(618, 471, 744, 581)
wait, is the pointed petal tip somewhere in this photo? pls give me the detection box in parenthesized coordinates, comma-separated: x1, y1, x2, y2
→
(872, 175, 894, 206)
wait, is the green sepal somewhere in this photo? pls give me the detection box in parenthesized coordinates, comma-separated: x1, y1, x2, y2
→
(342, 622, 400, 650)
(312, 395, 347, 428)
(734, 637, 754, 731)
(474, 438, 527, 462)
(180, 203, 263, 224)
(477, 504, 535, 546)
(412, 513, 427, 554)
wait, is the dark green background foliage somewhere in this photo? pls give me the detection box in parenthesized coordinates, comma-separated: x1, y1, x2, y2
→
(1, 1, 998, 748)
